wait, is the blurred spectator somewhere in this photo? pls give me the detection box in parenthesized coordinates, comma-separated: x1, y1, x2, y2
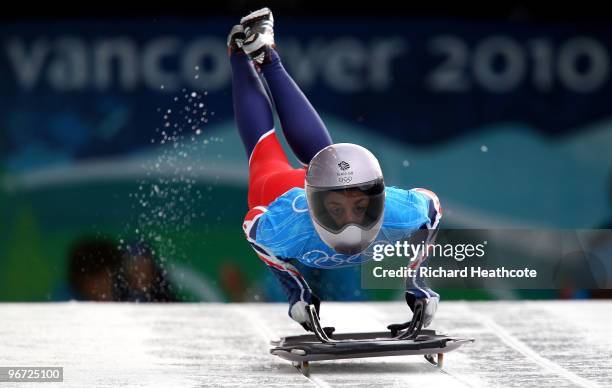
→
(67, 237, 123, 301)
(219, 262, 248, 302)
(589, 168, 612, 297)
(118, 241, 177, 302)
(602, 168, 612, 229)
(556, 170, 612, 299)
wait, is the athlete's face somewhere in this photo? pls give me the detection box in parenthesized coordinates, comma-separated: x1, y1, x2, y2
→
(323, 190, 370, 228)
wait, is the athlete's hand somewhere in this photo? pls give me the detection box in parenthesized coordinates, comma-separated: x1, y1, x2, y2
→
(405, 288, 439, 328)
(289, 294, 321, 332)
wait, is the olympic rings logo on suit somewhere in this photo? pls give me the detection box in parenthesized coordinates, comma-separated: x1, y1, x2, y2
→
(292, 194, 309, 213)
(300, 239, 390, 268)
(301, 245, 383, 268)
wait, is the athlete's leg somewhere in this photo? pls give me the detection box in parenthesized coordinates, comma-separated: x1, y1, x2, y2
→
(229, 34, 305, 209)
(260, 49, 333, 165)
(240, 9, 333, 165)
(247, 134, 306, 208)
(230, 51, 275, 157)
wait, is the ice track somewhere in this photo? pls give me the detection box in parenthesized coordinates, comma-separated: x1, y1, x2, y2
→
(0, 301, 611, 387)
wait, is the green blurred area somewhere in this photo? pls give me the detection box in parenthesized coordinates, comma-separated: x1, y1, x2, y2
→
(0, 170, 562, 302)
(0, 178, 255, 301)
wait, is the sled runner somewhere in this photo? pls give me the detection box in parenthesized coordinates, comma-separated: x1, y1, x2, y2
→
(270, 302, 474, 376)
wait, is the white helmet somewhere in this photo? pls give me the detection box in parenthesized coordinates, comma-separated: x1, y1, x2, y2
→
(305, 143, 385, 254)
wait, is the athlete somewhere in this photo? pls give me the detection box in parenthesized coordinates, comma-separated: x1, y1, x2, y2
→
(229, 8, 442, 332)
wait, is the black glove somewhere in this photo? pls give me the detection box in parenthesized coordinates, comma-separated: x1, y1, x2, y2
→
(405, 288, 439, 328)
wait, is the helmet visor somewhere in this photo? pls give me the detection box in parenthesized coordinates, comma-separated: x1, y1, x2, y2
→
(307, 178, 385, 233)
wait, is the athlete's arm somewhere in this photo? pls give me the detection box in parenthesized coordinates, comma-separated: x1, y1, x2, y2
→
(405, 188, 443, 327)
(243, 207, 319, 331)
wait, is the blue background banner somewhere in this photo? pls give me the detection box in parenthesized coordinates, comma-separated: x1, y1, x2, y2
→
(1, 18, 611, 301)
